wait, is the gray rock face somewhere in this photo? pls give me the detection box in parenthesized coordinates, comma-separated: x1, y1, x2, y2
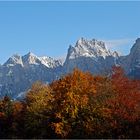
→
(120, 38, 140, 78)
(0, 52, 63, 98)
(63, 38, 119, 74)
(0, 37, 140, 99)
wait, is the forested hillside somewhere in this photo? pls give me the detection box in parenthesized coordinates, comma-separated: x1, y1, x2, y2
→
(0, 67, 140, 139)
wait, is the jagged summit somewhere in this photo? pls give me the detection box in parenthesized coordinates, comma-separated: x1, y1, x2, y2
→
(39, 56, 62, 68)
(0, 52, 63, 98)
(1, 37, 140, 99)
(130, 38, 140, 54)
(22, 52, 40, 65)
(4, 54, 23, 66)
(63, 37, 119, 74)
(67, 37, 111, 60)
(136, 38, 140, 43)
(76, 37, 106, 49)
(76, 37, 106, 48)
(127, 38, 140, 68)
(26, 52, 35, 56)
(4, 52, 62, 68)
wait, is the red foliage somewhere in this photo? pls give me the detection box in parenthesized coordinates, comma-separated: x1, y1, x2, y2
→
(1, 67, 140, 138)
(110, 66, 140, 122)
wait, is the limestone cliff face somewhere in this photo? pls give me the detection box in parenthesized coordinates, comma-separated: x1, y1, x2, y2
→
(63, 37, 118, 74)
(0, 52, 62, 99)
(120, 38, 140, 78)
(0, 37, 140, 99)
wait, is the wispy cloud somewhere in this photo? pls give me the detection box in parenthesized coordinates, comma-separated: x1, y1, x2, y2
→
(54, 38, 136, 61)
(104, 38, 135, 49)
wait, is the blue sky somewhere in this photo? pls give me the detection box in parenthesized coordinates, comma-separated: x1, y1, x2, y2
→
(0, 1, 140, 64)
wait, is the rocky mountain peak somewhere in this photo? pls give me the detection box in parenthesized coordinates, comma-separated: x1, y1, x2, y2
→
(39, 56, 62, 68)
(23, 52, 37, 59)
(76, 37, 85, 45)
(4, 54, 23, 66)
(79, 37, 106, 49)
(1, 37, 140, 99)
(22, 52, 40, 65)
(130, 38, 140, 54)
(136, 38, 140, 43)
(67, 38, 111, 60)
(76, 37, 106, 49)
(122, 38, 140, 78)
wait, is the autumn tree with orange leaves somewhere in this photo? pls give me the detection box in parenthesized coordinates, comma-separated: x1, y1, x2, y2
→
(0, 67, 140, 139)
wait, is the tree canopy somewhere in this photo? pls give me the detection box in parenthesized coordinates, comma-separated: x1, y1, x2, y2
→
(0, 67, 140, 138)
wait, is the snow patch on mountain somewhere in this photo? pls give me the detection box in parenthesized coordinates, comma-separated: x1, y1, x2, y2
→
(39, 56, 62, 68)
(68, 37, 112, 60)
(1, 37, 140, 99)
(4, 52, 62, 68)
(4, 54, 23, 67)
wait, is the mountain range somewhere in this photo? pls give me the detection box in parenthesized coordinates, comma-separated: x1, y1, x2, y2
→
(0, 37, 140, 99)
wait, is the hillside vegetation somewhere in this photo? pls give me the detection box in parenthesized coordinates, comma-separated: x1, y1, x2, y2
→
(0, 67, 140, 139)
